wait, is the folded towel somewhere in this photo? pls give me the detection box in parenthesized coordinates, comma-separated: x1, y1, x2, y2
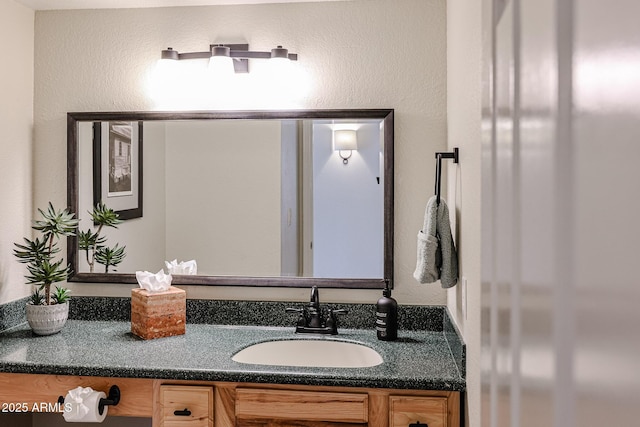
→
(414, 196, 441, 283)
(413, 195, 458, 288)
(435, 197, 458, 288)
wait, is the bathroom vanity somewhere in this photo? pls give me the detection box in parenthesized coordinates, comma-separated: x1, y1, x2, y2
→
(0, 374, 459, 426)
(0, 315, 464, 426)
(0, 108, 463, 425)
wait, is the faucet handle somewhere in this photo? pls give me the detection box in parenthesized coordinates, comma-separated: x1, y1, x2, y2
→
(329, 308, 348, 321)
(326, 308, 348, 334)
(285, 307, 306, 328)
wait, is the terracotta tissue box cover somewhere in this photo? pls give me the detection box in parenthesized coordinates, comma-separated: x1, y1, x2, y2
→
(131, 286, 186, 340)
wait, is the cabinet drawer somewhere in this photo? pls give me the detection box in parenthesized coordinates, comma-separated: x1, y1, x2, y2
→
(236, 388, 368, 423)
(159, 385, 213, 427)
(389, 396, 448, 427)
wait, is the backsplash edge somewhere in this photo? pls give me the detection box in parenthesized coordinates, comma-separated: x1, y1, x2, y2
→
(66, 296, 448, 331)
(443, 306, 466, 379)
(0, 296, 29, 332)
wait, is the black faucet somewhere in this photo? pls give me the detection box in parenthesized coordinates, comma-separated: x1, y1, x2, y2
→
(307, 286, 322, 327)
(285, 286, 348, 335)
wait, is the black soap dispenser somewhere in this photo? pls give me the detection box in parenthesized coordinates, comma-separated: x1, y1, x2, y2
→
(376, 285, 398, 341)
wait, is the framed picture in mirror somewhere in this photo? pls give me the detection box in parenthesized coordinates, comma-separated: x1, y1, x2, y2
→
(92, 121, 143, 220)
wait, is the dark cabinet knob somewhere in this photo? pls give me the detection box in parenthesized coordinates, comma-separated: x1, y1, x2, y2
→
(409, 422, 428, 427)
(174, 408, 192, 416)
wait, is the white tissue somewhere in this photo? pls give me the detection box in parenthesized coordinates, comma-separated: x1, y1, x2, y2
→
(135, 270, 172, 293)
(62, 386, 107, 423)
(165, 259, 197, 275)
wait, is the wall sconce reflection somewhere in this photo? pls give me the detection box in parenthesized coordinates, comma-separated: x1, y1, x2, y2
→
(334, 129, 358, 164)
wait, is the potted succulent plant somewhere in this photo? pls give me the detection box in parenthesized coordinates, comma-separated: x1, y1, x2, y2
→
(13, 203, 78, 335)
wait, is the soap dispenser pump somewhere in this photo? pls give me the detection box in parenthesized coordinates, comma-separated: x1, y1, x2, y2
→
(376, 284, 397, 341)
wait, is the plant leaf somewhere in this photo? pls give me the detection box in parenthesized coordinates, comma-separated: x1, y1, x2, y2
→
(52, 286, 71, 304)
(78, 229, 107, 251)
(95, 244, 127, 272)
(13, 237, 57, 263)
(24, 258, 71, 286)
(33, 202, 79, 239)
(29, 288, 45, 305)
(90, 203, 123, 228)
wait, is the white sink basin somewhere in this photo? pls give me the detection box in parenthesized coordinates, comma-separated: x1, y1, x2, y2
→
(232, 339, 383, 368)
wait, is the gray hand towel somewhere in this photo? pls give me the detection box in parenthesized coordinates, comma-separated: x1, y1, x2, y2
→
(413, 195, 458, 288)
(413, 196, 441, 283)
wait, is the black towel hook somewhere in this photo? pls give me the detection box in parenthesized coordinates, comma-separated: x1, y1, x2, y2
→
(434, 147, 459, 206)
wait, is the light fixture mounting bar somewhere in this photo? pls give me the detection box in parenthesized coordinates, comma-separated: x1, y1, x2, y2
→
(161, 43, 297, 74)
(228, 50, 298, 61)
(177, 51, 211, 60)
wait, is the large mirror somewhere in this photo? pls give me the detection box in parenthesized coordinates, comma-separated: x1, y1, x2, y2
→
(67, 110, 393, 288)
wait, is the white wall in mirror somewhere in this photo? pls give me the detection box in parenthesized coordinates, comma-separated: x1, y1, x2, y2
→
(312, 122, 383, 278)
(165, 120, 282, 276)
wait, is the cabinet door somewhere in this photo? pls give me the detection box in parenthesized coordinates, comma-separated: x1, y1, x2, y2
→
(389, 396, 448, 427)
(159, 385, 214, 427)
(236, 421, 364, 427)
(235, 388, 368, 425)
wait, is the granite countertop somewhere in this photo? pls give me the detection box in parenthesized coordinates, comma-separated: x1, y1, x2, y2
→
(0, 320, 465, 392)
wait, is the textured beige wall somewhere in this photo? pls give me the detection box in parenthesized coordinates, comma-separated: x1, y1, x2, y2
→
(33, 0, 448, 305)
(164, 121, 282, 276)
(446, 0, 482, 426)
(0, 0, 34, 305)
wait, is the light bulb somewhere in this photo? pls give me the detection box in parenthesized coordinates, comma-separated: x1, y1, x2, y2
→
(208, 56, 234, 77)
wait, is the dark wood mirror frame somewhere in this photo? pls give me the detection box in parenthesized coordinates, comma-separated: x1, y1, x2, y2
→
(67, 109, 394, 288)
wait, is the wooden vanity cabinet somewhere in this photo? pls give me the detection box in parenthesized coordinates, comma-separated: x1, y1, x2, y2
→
(157, 382, 460, 427)
(0, 373, 460, 427)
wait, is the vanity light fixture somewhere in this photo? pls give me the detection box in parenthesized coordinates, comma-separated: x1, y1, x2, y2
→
(334, 129, 358, 164)
(160, 44, 298, 74)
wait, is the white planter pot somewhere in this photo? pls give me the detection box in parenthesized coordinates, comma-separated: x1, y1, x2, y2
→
(25, 301, 69, 335)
